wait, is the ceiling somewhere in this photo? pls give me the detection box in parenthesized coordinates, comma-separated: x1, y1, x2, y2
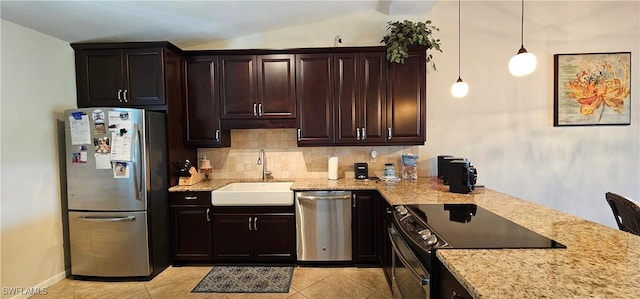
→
(0, 0, 437, 49)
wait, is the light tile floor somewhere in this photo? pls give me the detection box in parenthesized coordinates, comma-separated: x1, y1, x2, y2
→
(35, 266, 393, 299)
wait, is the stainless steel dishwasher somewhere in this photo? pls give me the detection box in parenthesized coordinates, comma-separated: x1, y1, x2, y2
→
(295, 191, 352, 261)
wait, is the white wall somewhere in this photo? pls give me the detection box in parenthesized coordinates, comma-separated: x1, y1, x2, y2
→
(0, 19, 76, 296)
(190, 1, 639, 228)
(424, 1, 639, 228)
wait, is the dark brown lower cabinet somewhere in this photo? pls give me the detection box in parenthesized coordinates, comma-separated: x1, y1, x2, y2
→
(169, 192, 213, 264)
(212, 206, 296, 263)
(436, 258, 473, 299)
(377, 194, 393, 286)
(352, 191, 380, 264)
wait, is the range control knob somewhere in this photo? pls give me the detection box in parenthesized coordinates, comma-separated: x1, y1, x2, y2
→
(418, 229, 431, 236)
(418, 229, 438, 246)
(396, 205, 408, 215)
(424, 234, 438, 246)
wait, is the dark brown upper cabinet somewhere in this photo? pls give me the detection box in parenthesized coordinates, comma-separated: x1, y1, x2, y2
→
(297, 48, 425, 146)
(335, 52, 387, 145)
(183, 56, 230, 147)
(296, 53, 335, 145)
(386, 51, 426, 144)
(73, 45, 169, 109)
(219, 55, 296, 123)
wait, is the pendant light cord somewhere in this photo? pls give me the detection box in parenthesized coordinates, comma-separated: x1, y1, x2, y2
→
(457, 0, 461, 79)
(520, 0, 524, 47)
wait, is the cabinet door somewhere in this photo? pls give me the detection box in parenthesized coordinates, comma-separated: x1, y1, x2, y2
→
(253, 214, 296, 262)
(335, 53, 387, 145)
(352, 192, 378, 264)
(123, 48, 165, 106)
(386, 51, 426, 144)
(75, 49, 123, 107)
(296, 53, 334, 145)
(378, 197, 393, 287)
(335, 53, 360, 144)
(360, 52, 387, 143)
(184, 56, 228, 147)
(212, 214, 254, 262)
(257, 55, 296, 118)
(219, 55, 257, 119)
(170, 206, 212, 263)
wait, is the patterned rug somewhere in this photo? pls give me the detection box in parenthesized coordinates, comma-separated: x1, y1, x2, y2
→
(192, 266, 294, 293)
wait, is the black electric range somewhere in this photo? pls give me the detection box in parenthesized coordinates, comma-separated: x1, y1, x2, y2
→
(391, 203, 566, 271)
(389, 204, 566, 298)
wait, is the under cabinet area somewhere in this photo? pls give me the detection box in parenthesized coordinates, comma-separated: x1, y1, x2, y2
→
(212, 206, 296, 263)
(72, 43, 178, 109)
(169, 192, 213, 264)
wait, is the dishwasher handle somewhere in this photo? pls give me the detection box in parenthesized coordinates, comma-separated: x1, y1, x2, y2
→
(296, 194, 351, 201)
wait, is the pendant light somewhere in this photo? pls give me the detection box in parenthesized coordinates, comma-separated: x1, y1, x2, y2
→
(509, 0, 537, 76)
(451, 0, 468, 98)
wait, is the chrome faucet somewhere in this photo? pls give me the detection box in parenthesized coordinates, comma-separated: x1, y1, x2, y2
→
(257, 149, 272, 180)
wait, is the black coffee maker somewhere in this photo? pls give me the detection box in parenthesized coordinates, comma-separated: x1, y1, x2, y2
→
(354, 162, 369, 180)
(438, 156, 465, 185)
(449, 160, 478, 194)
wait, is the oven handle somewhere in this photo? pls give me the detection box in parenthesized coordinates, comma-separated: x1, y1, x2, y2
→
(388, 226, 430, 286)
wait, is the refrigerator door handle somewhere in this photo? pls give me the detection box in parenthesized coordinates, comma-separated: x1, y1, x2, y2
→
(76, 215, 136, 222)
(134, 124, 143, 201)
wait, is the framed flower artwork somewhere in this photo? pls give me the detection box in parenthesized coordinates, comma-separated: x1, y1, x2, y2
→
(554, 52, 631, 126)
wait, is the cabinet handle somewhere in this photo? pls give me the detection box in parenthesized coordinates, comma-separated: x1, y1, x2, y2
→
(117, 89, 123, 102)
(206, 208, 210, 222)
(352, 194, 356, 208)
(388, 127, 393, 139)
(123, 89, 128, 102)
(297, 129, 301, 141)
(356, 128, 361, 140)
(258, 103, 263, 117)
(185, 196, 198, 200)
(362, 127, 367, 140)
(249, 217, 253, 230)
(215, 129, 220, 142)
(254, 217, 258, 230)
(253, 103, 258, 116)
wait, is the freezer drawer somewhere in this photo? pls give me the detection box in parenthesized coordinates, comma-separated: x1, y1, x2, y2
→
(295, 191, 352, 261)
(69, 211, 151, 277)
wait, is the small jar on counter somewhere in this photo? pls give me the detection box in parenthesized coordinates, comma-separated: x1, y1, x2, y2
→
(384, 163, 395, 177)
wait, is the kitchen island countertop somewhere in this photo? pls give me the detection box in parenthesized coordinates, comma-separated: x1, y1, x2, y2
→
(169, 177, 640, 298)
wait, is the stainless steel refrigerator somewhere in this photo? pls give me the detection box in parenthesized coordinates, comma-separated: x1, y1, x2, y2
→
(64, 107, 169, 278)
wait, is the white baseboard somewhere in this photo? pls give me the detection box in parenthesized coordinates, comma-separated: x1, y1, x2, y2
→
(7, 270, 67, 299)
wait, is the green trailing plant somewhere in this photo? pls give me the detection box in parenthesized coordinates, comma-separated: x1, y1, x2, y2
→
(381, 20, 442, 69)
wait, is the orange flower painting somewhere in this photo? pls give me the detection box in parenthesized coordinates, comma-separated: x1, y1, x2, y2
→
(554, 52, 631, 126)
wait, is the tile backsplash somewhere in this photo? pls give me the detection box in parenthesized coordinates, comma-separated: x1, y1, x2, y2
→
(198, 129, 420, 180)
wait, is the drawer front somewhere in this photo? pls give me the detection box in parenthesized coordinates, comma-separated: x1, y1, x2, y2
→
(169, 192, 211, 205)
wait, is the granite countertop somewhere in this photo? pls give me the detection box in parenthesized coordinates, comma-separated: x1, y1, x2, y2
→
(169, 177, 640, 298)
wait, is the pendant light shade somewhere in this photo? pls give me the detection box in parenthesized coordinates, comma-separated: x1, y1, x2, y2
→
(451, 0, 468, 97)
(509, 47, 537, 76)
(451, 77, 469, 98)
(509, 0, 536, 76)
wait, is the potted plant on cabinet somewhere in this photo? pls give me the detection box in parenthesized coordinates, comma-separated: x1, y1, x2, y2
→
(381, 20, 442, 69)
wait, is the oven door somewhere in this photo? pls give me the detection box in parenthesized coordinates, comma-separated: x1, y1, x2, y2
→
(389, 225, 430, 299)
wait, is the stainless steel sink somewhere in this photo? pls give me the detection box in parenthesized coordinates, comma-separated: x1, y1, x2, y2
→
(211, 182, 294, 206)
